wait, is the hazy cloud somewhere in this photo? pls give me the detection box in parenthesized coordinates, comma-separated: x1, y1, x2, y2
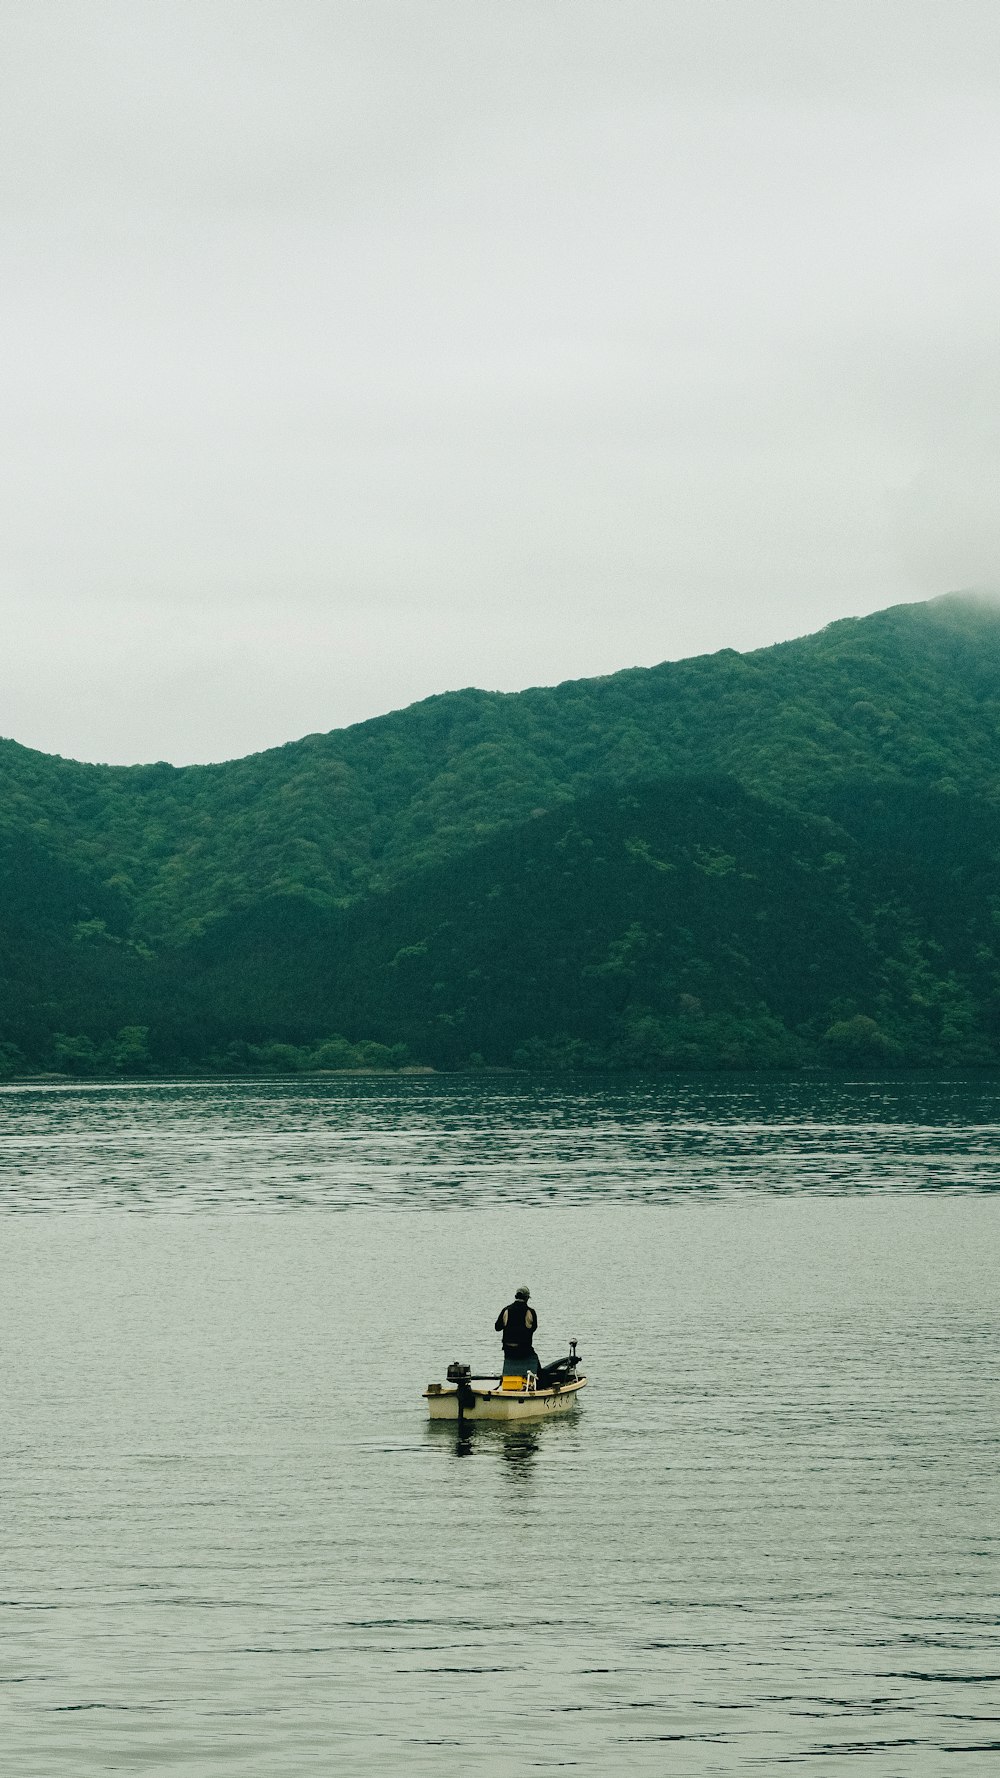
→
(2, 1, 999, 761)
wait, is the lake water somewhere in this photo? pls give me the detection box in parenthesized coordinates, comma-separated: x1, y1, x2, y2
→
(0, 1076, 997, 1775)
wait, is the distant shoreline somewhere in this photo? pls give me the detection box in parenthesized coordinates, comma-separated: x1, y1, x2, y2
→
(3, 1064, 999, 1086)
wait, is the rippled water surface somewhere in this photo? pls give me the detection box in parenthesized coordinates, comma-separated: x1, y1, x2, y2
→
(0, 1077, 997, 1775)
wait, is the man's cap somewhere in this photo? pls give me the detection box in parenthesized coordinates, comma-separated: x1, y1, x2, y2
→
(514, 1285, 531, 1300)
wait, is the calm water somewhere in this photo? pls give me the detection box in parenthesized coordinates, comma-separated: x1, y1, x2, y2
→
(0, 1076, 997, 1775)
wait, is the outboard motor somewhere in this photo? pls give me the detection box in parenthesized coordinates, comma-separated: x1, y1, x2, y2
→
(446, 1360, 476, 1421)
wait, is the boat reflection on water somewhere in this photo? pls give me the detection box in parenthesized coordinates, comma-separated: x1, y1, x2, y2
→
(425, 1414, 576, 1477)
(498, 1424, 540, 1478)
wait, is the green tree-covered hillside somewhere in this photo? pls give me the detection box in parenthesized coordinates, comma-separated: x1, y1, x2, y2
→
(2, 592, 1000, 939)
(148, 775, 1000, 1072)
(3, 771, 998, 1074)
(3, 592, 1000, 1074)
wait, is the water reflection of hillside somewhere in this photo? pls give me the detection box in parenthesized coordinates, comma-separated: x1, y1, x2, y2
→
(0, 1076, 996, 1210)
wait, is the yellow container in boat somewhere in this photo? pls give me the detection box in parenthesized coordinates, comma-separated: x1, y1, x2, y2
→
(501, 1375, 525, 1391)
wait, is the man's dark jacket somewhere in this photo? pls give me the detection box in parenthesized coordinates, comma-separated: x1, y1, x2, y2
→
(495, 1299, 538, 1353)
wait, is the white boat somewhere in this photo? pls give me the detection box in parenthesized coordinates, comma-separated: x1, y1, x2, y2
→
(424, 1343, 587, 1422)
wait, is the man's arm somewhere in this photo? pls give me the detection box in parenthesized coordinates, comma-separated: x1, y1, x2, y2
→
(494, 1308, 508, 1333)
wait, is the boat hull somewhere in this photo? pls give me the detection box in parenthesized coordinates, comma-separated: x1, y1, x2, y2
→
(424, 1376, 586, 1421)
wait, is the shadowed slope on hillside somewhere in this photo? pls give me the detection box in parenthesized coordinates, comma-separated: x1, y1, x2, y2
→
(146, 775, 1000, 1072)
(2, 767, 998, 1073)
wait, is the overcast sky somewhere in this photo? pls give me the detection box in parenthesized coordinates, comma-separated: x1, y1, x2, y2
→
(3, 1, 1000, 764)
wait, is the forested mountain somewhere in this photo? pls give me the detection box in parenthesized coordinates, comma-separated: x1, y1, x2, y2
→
(149, 775, 1000, 1072)
(3, 591, 1000, 939)
(2, 592, 1000, 1074)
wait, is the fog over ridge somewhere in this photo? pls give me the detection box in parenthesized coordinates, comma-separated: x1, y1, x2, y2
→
(3, 2, 1000, 763)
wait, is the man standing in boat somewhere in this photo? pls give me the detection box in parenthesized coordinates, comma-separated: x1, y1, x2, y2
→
(495, 1285, 540, 1378)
